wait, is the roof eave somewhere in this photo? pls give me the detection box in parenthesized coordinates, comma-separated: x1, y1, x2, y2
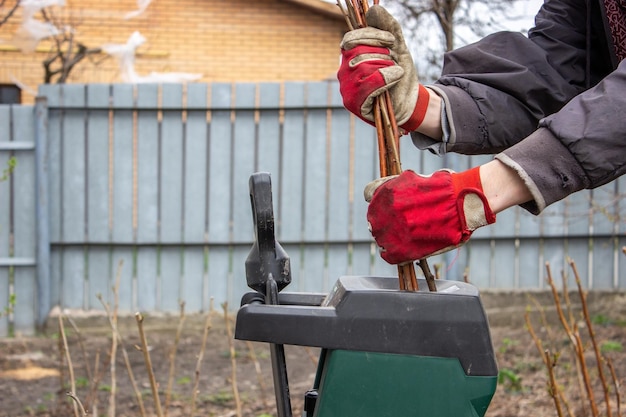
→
(280, 0, 345, 21)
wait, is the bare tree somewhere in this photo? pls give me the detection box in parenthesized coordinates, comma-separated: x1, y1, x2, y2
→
(38, 4, 102, 84)
(0, 0, 20, 28)
(386, 0, 537, 80)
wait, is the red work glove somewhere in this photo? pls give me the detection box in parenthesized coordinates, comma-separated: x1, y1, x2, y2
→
(365, 167, 496, 264)
(337, 5, 430, 133)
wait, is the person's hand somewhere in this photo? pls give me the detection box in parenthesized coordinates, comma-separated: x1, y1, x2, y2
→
(337, 5, 429, 133)
(364, 167, 496, 264)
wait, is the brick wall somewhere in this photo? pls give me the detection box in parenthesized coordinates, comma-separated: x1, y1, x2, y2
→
(0, 0, 346, 103)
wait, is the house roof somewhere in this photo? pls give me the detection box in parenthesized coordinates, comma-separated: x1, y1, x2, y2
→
(280, 0, 345, 21)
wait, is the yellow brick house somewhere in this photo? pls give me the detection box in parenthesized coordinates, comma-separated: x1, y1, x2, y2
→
(0, 0, 346, 103)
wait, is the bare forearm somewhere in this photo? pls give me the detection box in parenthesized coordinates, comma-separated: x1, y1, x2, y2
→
(480, 160, 533, 214)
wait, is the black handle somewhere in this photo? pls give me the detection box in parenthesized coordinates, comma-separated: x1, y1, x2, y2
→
(244, 172, 293, 417)
(245, 172, 291, 294)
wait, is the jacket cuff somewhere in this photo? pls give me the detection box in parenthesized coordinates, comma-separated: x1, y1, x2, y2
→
(427, 84, 490, 155)
(495, 128, 590, 214)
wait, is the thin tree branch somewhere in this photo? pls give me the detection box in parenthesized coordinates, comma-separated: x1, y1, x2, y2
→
(0, 0, 20, 27)
(136, 312, 164, 417)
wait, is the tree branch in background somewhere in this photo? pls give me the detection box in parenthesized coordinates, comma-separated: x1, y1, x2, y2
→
(526, 260, 623, 417)
(223, 302, 242, 417)
(525, 311, 564, 417)
(58, 315, 80, 417)
(66, 392, 88, 417)
(164, 301, 186, 417)
(136, 312, 164, 417)
(569, 258, 613, 417)
(0, 0, 20, 27)
(39, 5, 103, 83)
(191, 306, 214, 417)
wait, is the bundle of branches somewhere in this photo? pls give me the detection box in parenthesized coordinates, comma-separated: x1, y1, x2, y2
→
(337, 0, 435, 292)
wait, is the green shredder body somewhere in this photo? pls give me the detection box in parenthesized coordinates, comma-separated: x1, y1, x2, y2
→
(235, 275, 498, 417)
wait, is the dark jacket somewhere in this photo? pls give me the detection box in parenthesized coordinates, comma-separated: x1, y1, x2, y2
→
(414, 0, 624, 213)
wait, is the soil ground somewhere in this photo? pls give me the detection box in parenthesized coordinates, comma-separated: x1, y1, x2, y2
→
(0, 291, 625, 417)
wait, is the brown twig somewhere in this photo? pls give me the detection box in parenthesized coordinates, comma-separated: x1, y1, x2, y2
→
(462, 267, 469, 283)
(569, 258, 612, 417)
(164, 301, 187, 417)
(222, 303, 242, 417)
(304, 346, 320, 366)
(559, 269, 589, 415)
(525, 312, 564, 417)
(545, 262, 599, 417)
(107, 260, 124, 417)
(56, 326, 67, 413)
(58, 315, 80, 417)
(66, 392, 88, 417)
(191, 308, 214, 417)
(65, 316, 93, 390)
(418, 259, 437, 292)
(136, 312, 164, 417)
(246, 341, 270, 410)
(84, 348, 107, 417)
(557, 270, 588, 415)
(560, 270, 576, 328)
(527, 294, 554, 342)
(607, 356, 622, 416)
(97, 293, 146, 417)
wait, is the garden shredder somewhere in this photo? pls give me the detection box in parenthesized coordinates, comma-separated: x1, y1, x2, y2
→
(235, 172, 498, 417)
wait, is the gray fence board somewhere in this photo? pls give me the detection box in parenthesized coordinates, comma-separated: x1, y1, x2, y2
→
(61, 247, 84, 309)
(111, 84, 135, 244)
(0, 276, 8, 335)
(232, 83, 257, 243)
(207, 246, 230, 310)
(328, 108, 351, 242)
(136, 246, 157, 311)
(160, 246, 182, 311)
(184, 103, 209, 243)
(493, 240, 517, 288)
(280, 83, 306, 243)
(86, 85, 111, 243)
(13, 108, 37, 334)
(621, 235, 626, 288)
(46, 95, 62, 246)
(303, 90, 328, 243)
(13, 267, 36, 335)
(207, 84, 232, 244)
(592, 236, 617, 290)
(137, 84, 160, 244)
(181, 247, 205, 311)
(110, 248, 133, 312)
(0, 136, 9, 334)
(161, 84, 184, 244)
(256, 84, 282, 181)
(87, 247, 112, 310)
(231, 245, 250, 307)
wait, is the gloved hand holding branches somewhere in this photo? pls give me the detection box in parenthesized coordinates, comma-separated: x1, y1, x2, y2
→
(338, 5, 431, 134)
(364, 168, 496, 264)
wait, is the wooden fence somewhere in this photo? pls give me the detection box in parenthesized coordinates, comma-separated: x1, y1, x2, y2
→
(0, 81, 624, 336)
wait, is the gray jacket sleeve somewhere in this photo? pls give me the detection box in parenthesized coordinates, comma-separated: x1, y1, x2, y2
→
(411, 0, 624, 213)
(500, 60, 626, 213)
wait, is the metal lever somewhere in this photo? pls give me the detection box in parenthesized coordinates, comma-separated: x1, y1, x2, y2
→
(245, 172, 293, 417)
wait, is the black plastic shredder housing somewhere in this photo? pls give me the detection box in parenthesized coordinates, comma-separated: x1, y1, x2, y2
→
(235, 275, 498, 377)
